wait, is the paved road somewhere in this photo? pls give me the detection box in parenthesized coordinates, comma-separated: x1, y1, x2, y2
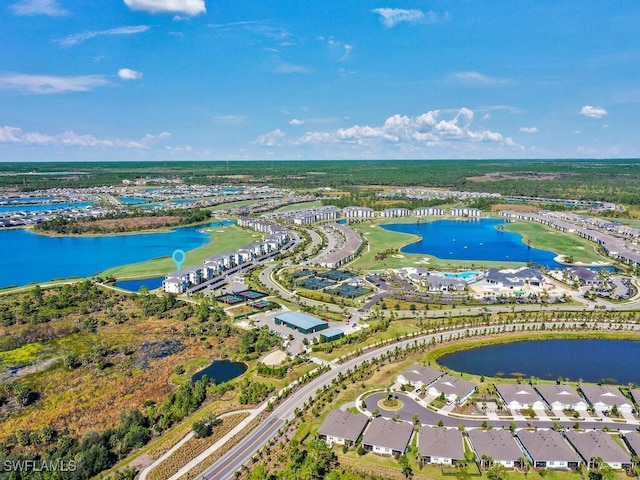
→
(199, 320, 640, 479)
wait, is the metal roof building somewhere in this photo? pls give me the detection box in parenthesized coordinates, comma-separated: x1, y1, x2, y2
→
(274, 311, 329, 334)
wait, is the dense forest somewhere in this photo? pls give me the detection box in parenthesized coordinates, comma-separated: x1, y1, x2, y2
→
(3, 159, 640, 205)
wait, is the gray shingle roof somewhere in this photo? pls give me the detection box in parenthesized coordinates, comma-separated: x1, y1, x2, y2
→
(418, 427, 465, 460)
(565, 430, 630, 464)
(579, 385, 631, 408)
(517, 429, 580, 463)
(318, 410, 369, 443)
(468, 429, 523, 462)
(624, 432, 640, 456)
(495, 384, 542, 405)
(399, 364, 443, 387)
(362, 418, 414, 453)
(535, 385, 586, 407)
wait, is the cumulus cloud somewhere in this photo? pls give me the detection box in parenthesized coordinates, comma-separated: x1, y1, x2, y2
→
(580, 105, 608, 118)
(253, 129, 285, 147)
(451, 71, 510, 86)
(11, 0, 68, 16)
(520, 126, 538, 133)
(289, 119, 305, 126)
(0, 73, 109, 94)
(118, 68, 143, 81)
(123, 0, 206, 16)
(294, 108, 521, 152)
(372, 8, 425, 27)
(57, 25, 149, 47)
(0, 125, 171, 149)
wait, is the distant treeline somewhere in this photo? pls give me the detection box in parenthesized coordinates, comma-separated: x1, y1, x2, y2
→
(33, 208, 211, 234)
(4, 159, 640, 205)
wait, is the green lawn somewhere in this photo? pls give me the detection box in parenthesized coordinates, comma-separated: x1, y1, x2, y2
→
(102, 225, 258, 279)
(501, 221, 610, 264)
(274, 200, 323, 212)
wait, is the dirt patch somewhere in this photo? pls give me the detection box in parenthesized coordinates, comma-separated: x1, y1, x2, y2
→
(262, 350, 288, 366)
(489, 203, 541, 213)
(78, 216, 181, 230)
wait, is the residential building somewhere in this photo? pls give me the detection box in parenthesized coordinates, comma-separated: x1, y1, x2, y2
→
(565, 430, 632, 470)
(162, 275, 186, 294)
(397, 365, 444, 390)
(579, 385, 633, 413)
(418, 427, 465, 465)
(428, 375, 476, 405)
(362, 418, 414, 456)
(450, 207, 482, 217)
(516, 429, 580, 469)
(566, 267, 604, 286)
(495, 384, 545, 411)
(381, 207, 412, 218)
(318, 410, 369, 446)
(342, 206, 376, 218)
(535, 385, 588, 411)
(468, 429, 524, 468)
(623, 432, 640, 457)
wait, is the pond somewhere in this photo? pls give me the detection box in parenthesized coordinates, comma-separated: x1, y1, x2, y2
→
(438, 339, 640, 384)
(0, 202, 92, 213)
(382, 218, 562, 267)
(119, 197, 149, 205)
(191, 359, 247, 384)
(114, 277, 164, 291)
(0, 220, 235, 288)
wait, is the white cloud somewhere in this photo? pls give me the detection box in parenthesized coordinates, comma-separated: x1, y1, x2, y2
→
(0, 125, 171, 149)
(123, 0, 205, 16)
(289, 119, 305, 125)
(11, 0, 68, 16)
(372, 8, 424, 27)
(580, 105, 608, 118)
(118, 68, 143, 81)
(520, 126, 538, 133)
(273, 61, 312, 74)
(253, 129, 285, 147)
(451, 71, 510, 86)
(294, 108, 521, 152)
(0, 73, 109, 94)
(57, 25, 149, 47)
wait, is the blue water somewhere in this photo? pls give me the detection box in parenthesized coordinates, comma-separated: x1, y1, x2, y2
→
(172, 199, 196, 204)
(114, 277, 164, 291)
(119, 197, 149, 205)
(382, 219, 562, 267)
(0, 220, 234, 288)
(438, 339, 640, 384)
(442, 271, 477, 279)
(222, 189, 242, 194)
(336, 219, 348, 225)
(192, 360, 247, 384)
(0, 202, 92, 213)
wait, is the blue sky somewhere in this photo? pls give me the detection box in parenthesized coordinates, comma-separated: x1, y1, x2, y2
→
(1, 0, 639, 161)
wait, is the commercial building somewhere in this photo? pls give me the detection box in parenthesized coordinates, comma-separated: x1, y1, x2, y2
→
(320, 328, 345, 343)
(274, 311, 328, 334)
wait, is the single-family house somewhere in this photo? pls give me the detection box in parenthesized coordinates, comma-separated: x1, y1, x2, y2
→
(428, 375, 476, 406)
(535, 385, 588, 411)
(579, 385, 633, 413)
(362, 418, 414, 456)
(629, 389, 640, 408)
(467, 429, 524, 468)
(418, 427, 465, 465)
(397, 365, 444, 390)
(516, 429, 580, 469)
(495, 384, 545, 411)
(564, 430, 632, 470)
(317, 410, 369, 446)
(623, 431, 640, 457)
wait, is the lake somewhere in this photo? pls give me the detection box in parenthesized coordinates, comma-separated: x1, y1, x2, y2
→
(382, 218, 561, 267)
(438, 339, 640, 384)
(119, 197, 149, 205)
(0, 220, 234, 288)
(114, 277, 164, 291)
(0, 202, 92, 213)
(192, 359, 247, 384)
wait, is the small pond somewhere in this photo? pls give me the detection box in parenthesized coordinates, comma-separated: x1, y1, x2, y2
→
(438, 339, 640, 384)
(191, 359, 247, 384)
(114, 277, 164, 291)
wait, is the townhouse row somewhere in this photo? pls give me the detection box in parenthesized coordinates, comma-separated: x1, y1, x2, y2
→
(319, 409, 640, 471)
(162, 218, 291, 294)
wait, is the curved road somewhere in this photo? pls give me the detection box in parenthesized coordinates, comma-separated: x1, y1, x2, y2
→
(199, 321, 640, 479)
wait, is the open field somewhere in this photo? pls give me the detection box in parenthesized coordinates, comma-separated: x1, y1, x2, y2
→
(501, 221, 610, 264)
(102, 225, 257, 278)
(273, 200, 322, 212)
